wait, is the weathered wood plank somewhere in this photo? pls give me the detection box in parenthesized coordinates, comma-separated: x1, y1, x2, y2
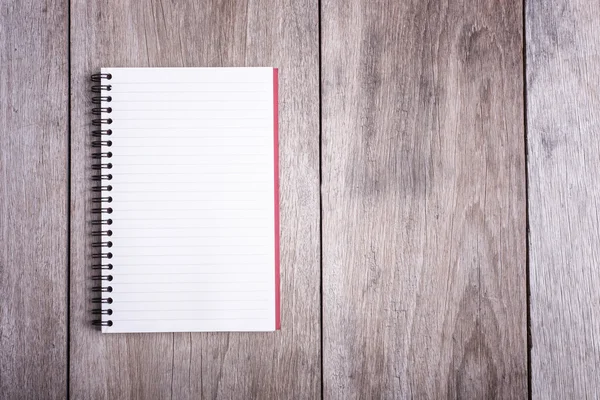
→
(321, 0, 528, 398)
(0, 0, 68, 398)
(527, 1, 600, 397)
(69, 0, 320, 398)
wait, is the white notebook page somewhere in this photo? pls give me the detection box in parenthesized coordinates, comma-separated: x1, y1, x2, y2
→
(98, 67, 278, 333)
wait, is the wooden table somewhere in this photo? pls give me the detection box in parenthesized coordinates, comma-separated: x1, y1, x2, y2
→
(1, 0, 599, 398)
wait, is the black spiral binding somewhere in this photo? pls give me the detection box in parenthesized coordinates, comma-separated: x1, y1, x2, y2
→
(91, 73, 114, 327)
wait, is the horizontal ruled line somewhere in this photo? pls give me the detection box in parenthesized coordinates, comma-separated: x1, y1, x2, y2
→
(111, 237, 267, 239)
(110, 136, 268, 139)
(115, 117, 268, 120)
(115, 309, 269, 312)
(107, 111, 268, 114)
(115, 163, 269, 166)
(111, 172, 268, 175)
(110, 290, 268, 293)
(113, 228, 265, 232)
(110, 231, 271, 234)
(111, 244, 268, 248)
(110, 144, 268, 147)
(115, 261, 264, 270)
(111, 272, 269, 275)
(112, 208, 265, 211)
(114, 254, 268, 257)
(112, 81, 268, 84)
(102, 180, 273, 184)
(113, 199, 264, 203)
(113, 281, 268, 284)
(115, 217, 266, 220)
(107, 127, 271, 130)
(113, 299, 269, 303)
(108, 182, 269, 185)
(113, 193, 268, 197)
(113, 155, 269, 157)
(109, 90, 268, 93)
(109, 226, 268, 228)
(113, 254, 268, 258)
(110, 318, 269, 321)
(108, 100, 270, 103)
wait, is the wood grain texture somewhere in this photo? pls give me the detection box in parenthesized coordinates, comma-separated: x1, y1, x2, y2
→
(527, 1, 600, 398)
(321, 0, 527, 398)
(0, 0, 68, 398)
(69, 0, 320, 398)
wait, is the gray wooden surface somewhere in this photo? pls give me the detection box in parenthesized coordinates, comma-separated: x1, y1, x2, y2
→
(2, 0, 600, 398)
(0, 0, 68, 399)
(321, 1, 527, 398)
(69, 0, 320, 399)
(527, 1, 600, 398)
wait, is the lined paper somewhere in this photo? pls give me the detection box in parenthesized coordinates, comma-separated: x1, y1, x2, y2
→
(99, 67, 278, 333)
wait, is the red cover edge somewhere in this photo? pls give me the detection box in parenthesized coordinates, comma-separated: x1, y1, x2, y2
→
(273, 68, 280, 330)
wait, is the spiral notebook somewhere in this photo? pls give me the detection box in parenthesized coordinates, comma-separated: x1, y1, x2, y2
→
(91, 67, 280, 333)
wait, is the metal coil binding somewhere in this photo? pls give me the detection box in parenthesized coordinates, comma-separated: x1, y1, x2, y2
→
(91, 73, 114, 328)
